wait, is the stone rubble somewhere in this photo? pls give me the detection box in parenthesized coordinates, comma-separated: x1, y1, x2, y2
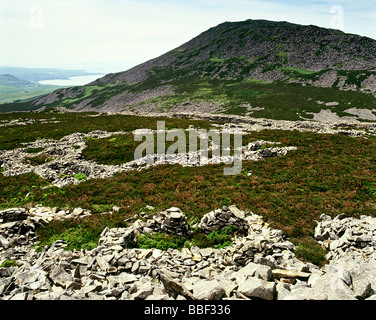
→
(1, 205, 376, 300)
(0, 130, 130, 188)
(0, 130, 297, 188)
(0, 118, 61, 128)
(314, 213, 376, 262)
(142, 207, 194, 238)
(116, 111, 376, 137)
(198, 205, 249, 235)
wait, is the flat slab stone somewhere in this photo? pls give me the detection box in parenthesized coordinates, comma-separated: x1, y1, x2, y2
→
(272, 269, 311, 280)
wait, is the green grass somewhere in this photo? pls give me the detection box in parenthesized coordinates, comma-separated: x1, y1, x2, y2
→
(36, 214, 128, 251)
(209, 56, 226, 63)
(276, 51, 290, 58)
(23, 153, 53, 166)
(38, 225, 98, 251)
(280, 67, 317, 75)
(82, 134, 141, 165)
(74, 173, 87, 181)
(0, 84, 64, 105)
(363, 181, 376, 200)
(0, 260, 19, 268)
(136, 226, 239, 251)
(200, 226, 239, 249)
(0, 111, 214, 151)
(293, 237, 328, 266)
(137, 233, 187, 251)
(1, 112, 376, 265)
(25, 147, 45, 154)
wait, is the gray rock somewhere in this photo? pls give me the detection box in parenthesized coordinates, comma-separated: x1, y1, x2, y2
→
(49, 265, 73, 288)
(15, 267, 47, 291)
(0, 235, 10, 249)
(278, 284, 327, 300)
(198, 206, 249, 235)
(238, 277, 275, 300)
(192, 279, 225, 300)
(132, 282, 153, 300)
(0, 208, 28, 223)
(311, 273, 356, 300)
(271, 269, 311, 281)
(255, 264, 273, 281)
(3, 204, 376, 301)
(231, 262, 259, 281)
(145, 294, 172, 300)
(159, 272, 194, 300)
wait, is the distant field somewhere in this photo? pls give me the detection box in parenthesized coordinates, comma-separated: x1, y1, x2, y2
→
(0, 84, 64, 105)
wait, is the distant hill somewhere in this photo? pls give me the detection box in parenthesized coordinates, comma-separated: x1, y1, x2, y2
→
(0, 67, 97, 83)
(0, 74, 31, 87)
(11, 20, 376, 120)
(0, 67, 101, 108)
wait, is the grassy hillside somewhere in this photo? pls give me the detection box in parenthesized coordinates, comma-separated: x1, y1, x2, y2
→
(0, 111, 375, 265)
(16, 75, 376, 120)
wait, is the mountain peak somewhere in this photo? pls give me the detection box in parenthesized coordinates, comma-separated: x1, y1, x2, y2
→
(30, 19, 376, 121)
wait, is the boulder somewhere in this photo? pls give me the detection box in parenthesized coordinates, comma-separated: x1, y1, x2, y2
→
(311, 273, 356, 300)
(49, 265, 73, 288)
(159, 271, 194, 300)
(192, 279, 226, 300)
(238, 277, 275, 300)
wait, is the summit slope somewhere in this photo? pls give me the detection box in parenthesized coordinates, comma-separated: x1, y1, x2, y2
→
(17, 20, 376, 120)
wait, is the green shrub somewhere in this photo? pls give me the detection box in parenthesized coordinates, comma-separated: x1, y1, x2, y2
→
(0, 260, 19, 268)
(25, 147, 45, 154)
(36, 224, 99, 251)
(293, 237, 328, 267)
(363, 182, 376, 199)
(23, 153, 52, 166)
(185, 225, 238, 249)
(205, 225, 238, 248)
(74, 173, 87, 181)
(137, 233, 186, 250)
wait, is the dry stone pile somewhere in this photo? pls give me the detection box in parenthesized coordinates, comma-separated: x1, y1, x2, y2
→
(198, 205, 249, 235)
(0, 130, 131, 188)
(1, 205, 376, 300)
(144, 207, 193, 237)
(116, 111, 376, 136)
(315, 213, 376, 261)
(0, 129, 298, 188)
(0, 206, 92, 263)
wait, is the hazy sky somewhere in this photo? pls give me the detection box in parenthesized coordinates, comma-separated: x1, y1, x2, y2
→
(1, 0, 375, 74)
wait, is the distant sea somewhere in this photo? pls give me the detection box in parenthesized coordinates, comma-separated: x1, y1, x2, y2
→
(38, 74, 105, 86)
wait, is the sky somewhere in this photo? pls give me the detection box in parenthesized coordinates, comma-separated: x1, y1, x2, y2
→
(0, 0, 375, 74)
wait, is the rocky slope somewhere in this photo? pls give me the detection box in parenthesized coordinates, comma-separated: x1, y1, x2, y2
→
(2, 205, 376, 300)
(29, 19, 376, 120)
